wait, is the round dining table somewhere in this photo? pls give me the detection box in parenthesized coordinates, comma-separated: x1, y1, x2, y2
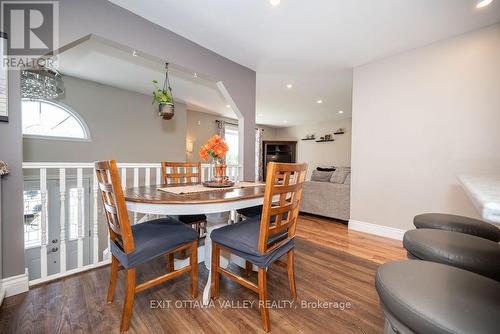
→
(124, 182, 266, 305)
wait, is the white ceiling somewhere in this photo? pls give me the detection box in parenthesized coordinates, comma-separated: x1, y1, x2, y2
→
(56, 37, 236, 118)
(109, 0, 500, 126)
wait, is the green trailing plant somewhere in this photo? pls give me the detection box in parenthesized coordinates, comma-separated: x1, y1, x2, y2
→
(152, 80, 173, 105)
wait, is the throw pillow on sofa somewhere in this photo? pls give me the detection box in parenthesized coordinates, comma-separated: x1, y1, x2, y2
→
(330, 169, 350, 184)
(316, 166, 336, 172)
(311, 170, 334, 182)
(343, 173, 351, 185)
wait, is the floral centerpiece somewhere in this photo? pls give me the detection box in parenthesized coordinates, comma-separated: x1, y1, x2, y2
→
(199, 135, 229, 183)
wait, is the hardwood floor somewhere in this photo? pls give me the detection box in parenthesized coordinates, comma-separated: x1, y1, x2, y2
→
(0, 214, 405, 334)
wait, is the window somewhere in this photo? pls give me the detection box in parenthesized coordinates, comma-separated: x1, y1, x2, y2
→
(22, 99, 90, 140)
(68, 188, 82, 240)
(224, 124, 239, 165)
(24, 190, 42, 248)
(23, 187, 83, 248)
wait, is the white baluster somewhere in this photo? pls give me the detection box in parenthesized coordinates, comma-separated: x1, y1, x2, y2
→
(59, 168, 67, 274)
(77, 168, 84, 268)
(145, 168, 151, 187)
(40, 168, 48, 280)
(133, 168, 139, 224)
(121, 167, 127, 189)
(156, 167, 161, 185)
(92, 170, 99, 264)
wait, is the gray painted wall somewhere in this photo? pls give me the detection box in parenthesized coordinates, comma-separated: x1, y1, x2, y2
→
(24, 75, 187, 162)
(3, 0, 256, 278)
(0, 71, 25, 278)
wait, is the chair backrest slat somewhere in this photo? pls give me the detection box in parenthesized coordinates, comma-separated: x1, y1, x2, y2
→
(258, 162, 308, 254)
(161, 162, 201, 184)
(94, 160, 135, 253)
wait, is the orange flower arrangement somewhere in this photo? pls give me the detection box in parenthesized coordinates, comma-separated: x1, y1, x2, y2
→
(199, 135, 229, 162)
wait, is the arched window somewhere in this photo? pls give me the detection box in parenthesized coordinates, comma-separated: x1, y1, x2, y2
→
(22, 99, 90, 141)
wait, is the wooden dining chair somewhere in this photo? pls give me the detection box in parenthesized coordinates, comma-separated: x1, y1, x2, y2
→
(161, 161, 207, 237)
(95, 160, 199, 332)
(210, 162, 308, 332)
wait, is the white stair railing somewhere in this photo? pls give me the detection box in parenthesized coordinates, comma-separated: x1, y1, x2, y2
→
(22, 162, 241, 285)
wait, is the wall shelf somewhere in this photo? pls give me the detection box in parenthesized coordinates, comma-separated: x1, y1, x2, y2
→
(334, 132, 345, 135)
(301, 138, 316, 141)
(315, 139, 335, 142)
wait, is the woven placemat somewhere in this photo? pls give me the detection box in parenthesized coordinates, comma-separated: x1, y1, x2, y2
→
(158, 181, 264, 194)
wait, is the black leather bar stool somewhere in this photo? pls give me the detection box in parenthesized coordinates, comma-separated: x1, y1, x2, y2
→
(376, 260, 500, 334)
(414, 213, 500, 242)
(403, 229, 500, 281)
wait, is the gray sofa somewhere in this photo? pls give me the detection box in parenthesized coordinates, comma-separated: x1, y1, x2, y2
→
(300, 167, 350, 221)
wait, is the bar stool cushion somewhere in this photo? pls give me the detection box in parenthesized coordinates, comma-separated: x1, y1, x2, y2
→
(211, 216, 292, 268)
(376, 260, 500, 334)
(110, 217, 198, 269)
(403, 229, 500, 281)
(414, 213, 500, 242)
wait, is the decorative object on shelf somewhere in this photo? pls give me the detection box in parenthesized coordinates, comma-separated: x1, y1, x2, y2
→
(21, 64, 64, 100)
(0, 32, 7, 122)
(316, 134, 335, 142)
(0, 161, 8, 176)
(301, 134, 316, 140)
(199, 135, 230, 185)
(334, 128, 345, 135)
(152, 62, 174, 120)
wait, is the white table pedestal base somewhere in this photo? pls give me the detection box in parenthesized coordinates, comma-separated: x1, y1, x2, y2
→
(201, 211, 231, 305)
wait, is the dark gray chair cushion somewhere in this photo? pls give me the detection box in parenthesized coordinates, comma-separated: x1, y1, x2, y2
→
(178, 214, 206, 224)
(110, 218, 197, 269)
(376, 260, 500, 334)
(236, 205, 262, 218)
(210, 216, 292, 268)
(414, 213, 500, 242)
(403, 229, 500, 281)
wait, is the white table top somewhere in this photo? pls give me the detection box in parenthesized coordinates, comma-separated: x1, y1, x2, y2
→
(459, 174, 500, 225)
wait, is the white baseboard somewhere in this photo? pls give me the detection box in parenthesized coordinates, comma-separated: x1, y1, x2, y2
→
(349, 220, 406, 240)
(1, 269, 29, 299)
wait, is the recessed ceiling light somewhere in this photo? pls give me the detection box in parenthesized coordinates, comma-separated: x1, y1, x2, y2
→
(286, 84, 293, 89)
(226, 104, 231, 108)
(283, 120, 288, 123)
(317, 100, 323, 104)
(338, 110, 344, 114)
(476, 0, 493, 8)
(270, 0, 280, 6)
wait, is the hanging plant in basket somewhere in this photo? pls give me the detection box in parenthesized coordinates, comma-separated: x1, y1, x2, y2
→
(152, 62, 174, 120)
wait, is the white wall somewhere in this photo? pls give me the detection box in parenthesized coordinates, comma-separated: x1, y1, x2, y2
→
(23, 76, 187, 163)
(351, 23, 500, 232)
(274, 118, 352, 178)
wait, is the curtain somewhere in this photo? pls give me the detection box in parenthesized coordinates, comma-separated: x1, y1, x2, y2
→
(215, 119, 226, 164)
(255, 128, 264, 181)
(215, 119, 225, 139)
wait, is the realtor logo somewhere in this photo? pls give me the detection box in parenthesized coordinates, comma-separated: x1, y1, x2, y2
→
(1, 1, 59, 67)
